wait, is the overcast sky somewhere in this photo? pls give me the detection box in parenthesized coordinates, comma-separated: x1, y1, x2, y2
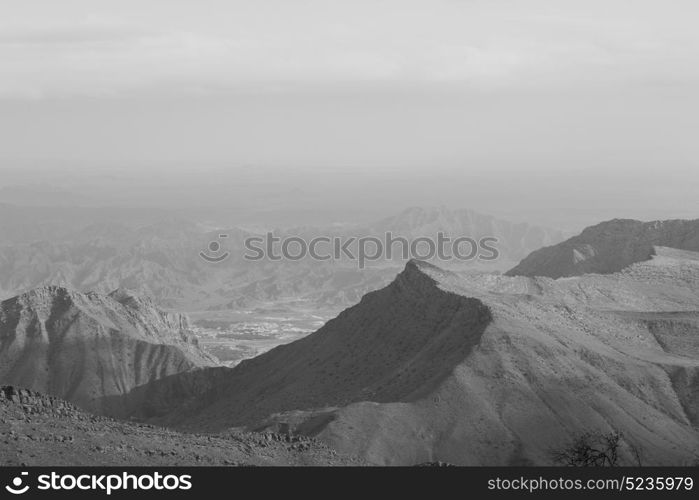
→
(0, 1, 697, 228)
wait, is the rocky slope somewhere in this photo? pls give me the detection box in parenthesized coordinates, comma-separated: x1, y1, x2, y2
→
(506, 218, 699, 278)
(122, 250, 699, 465)
(0, 386, 361, 466)
(0, 286, 215, 417)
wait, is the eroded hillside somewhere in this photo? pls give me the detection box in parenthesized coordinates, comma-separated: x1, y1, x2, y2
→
(123, 250, 699, 465)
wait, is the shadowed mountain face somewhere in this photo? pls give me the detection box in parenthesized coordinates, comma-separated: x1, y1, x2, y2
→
(506, 218, 699, 278)
(117, 260, 492, 424)
(0, 286, 215, 417)
(115, 249, 699, 465)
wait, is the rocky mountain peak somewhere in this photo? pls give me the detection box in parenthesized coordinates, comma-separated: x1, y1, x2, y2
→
(0, 286, 215, 416)
(507, 218, 699, 278)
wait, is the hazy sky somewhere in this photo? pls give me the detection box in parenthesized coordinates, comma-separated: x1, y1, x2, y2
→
(0, 1, 698, 229)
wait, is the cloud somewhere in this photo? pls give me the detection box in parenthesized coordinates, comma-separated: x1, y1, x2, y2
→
(0, 23, 148, 46)
(0, 3, 698, 99)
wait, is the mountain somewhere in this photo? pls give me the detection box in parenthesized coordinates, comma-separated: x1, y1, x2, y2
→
(363, 206, 565, 265)
(214, 206, 565, 309)
(0, 386, 362, 466)
(0, 185, 96, 207)
(123, 250, 699, 465)
(0, 203, 172, 245)
(0, 205, 569, 380)
(0, 206, 565, 311)
(0, 286, 216, 417)
(0, 216, 249, 307)
(506, 218, 699, 278)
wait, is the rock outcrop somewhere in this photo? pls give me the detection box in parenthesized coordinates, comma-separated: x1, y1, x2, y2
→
(0, 385, 362, 466)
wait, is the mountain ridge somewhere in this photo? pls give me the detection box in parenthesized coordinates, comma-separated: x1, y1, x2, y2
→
(506, 218, 699, 278)
(112, 258, 493, 425)
(108, 250, 699, 465)
(0, 206, 565, 310)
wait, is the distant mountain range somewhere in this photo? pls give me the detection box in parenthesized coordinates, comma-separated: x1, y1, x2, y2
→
(365, 207, 564, 264)
(507, 218, 699, 278)
(0, 203, 173, 245)
(0, 286, 214, 417)
(0, 206, 565, 311)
